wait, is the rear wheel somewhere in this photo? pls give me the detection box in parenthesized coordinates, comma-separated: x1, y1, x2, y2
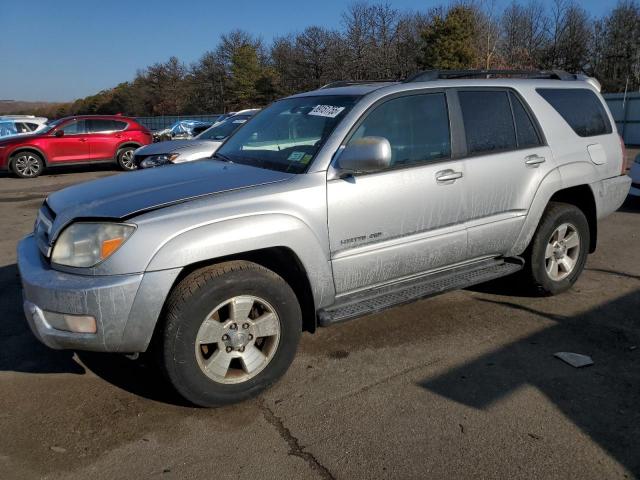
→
(117, 146, 137, 171)
(521, 202, 590, 295)
(158, 261, 301, 407)
(11, 152, 44, 178)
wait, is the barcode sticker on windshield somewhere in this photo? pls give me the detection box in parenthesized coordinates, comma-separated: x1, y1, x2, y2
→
(309, 105, 345, 118)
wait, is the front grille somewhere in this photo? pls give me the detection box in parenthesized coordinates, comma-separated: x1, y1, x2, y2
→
(34, 202, 55, 258)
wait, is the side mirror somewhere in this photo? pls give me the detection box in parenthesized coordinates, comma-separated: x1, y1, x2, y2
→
(338, 136, 392, 174)
(54, 130, 64, 137)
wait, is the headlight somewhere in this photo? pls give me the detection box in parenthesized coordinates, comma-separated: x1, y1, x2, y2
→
(51, 223, 135, 267)
(140, 153, 179, 168)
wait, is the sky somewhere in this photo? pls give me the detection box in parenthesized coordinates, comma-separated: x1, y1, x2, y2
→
(0, 0, 623, 102)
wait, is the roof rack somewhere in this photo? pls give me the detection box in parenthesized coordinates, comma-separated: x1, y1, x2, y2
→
(404, 69, 578, 82)
(319, 80, 397, 89)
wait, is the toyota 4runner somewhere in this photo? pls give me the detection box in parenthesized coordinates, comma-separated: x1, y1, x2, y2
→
(17, 70, 631, 406)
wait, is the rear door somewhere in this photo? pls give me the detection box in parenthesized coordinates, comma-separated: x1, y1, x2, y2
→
(47, 120, 90, 163)
(454, 89, 554, 258)
(327, 91, 469, 295)
(86, 119, 126, 160)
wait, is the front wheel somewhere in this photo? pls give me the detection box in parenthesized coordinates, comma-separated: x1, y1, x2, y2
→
(11, 152, 44, 178)
(117, 147, 137, 171)
(521, 202, 590, 295)
(158, 261, 301, 407)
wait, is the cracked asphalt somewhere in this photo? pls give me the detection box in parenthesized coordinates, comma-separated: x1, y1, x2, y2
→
(1, 164, 639, 479)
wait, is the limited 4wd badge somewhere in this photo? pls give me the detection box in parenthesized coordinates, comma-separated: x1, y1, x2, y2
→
(309, 105, 345, 118)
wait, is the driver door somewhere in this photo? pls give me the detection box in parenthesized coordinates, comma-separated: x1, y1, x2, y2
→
(327, 92, 469, 295)
(48, 120, 90, 163)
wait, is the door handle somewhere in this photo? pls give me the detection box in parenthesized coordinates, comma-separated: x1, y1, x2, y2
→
(435, 170, 463, 183)
(525, 154, 545, 166)
(79, 138, 87, 142)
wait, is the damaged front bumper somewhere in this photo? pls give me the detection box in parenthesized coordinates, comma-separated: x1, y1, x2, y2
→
(17, 234, 180, 353)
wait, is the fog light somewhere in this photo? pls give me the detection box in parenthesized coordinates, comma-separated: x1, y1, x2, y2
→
(44, 311, 97, 334)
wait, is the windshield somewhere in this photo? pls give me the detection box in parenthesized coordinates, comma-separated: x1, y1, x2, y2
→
(215, 95, 360, 173)
(36, 118, 65, 135)
(197, 115, 251, 140)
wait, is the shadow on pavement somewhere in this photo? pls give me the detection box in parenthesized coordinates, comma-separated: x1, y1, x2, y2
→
(418, 287, 640, 476)
(0, 263, 187, 405)
(0, 162, 119, 179)
(618, 195, 640, 213)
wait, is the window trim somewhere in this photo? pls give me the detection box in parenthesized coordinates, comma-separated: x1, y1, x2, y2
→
(333, 88, 456, 175)
(451, 86, 547, 160)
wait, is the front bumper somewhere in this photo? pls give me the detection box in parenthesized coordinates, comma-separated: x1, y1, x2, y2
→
(17, 234, 181, 352)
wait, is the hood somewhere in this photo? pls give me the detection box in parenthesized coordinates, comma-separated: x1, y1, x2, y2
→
(46, 160, 293, 237)
(0, 133, 40, 145)
(135, 139, 219, 156)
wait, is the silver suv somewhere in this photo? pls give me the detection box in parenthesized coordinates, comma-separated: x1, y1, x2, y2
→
(18, 70, 631, 406)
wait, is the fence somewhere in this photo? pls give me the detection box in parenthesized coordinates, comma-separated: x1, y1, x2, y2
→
(603, 92, 640, 146)
(134, 114, 222, 132)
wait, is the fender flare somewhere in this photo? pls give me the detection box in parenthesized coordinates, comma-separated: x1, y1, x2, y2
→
(146, 213, 336, 309)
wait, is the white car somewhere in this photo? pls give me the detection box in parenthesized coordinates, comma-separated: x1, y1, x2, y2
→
(630, 152, 640, 196)
(0, 116, 48, 138)
(134, 109, 259, 168)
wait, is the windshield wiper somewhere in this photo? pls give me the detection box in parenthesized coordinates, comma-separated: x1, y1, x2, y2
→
(212, 152, 233, 163)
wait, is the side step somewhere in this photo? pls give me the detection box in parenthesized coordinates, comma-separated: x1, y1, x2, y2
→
(318, 257, 523, 327)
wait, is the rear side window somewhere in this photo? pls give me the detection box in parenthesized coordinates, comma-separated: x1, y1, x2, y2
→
(537, 88, 612, 137)
(86, 119, 128, 133)
(458, 91, 516, 154)
(510, 93, 541, 148)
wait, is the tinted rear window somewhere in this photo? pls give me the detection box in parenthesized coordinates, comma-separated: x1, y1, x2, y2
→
(459, 90, 516, 154)
(537, 88, 612, 137)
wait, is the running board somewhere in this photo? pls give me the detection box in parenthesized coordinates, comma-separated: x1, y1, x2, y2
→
(318, 257, 523, 327)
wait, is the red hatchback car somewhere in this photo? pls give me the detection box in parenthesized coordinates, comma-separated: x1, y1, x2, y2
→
(0, 115, 152, 178)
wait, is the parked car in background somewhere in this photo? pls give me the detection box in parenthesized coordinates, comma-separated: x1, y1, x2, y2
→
(17, 70, 630, 406)
(0, 116, 48, 138)
(135, 109, 259, 168)
(152, 120, 213, 142)
(0, 115, 152, 178)
(630, 152, 640, 196)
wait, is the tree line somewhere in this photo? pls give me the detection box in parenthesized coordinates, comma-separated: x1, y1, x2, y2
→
(30, 0, 640, 118)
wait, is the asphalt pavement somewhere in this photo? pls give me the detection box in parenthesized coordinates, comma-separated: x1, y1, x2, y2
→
(0, 164, 639, 479)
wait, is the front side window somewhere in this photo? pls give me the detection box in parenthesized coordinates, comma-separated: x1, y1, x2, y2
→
(347, 93, 451, 168)
(61, 120, 85, 135)
(537, 88, 612, 137)
(459, 90, 516, 155)
(216, 95, 359, 173)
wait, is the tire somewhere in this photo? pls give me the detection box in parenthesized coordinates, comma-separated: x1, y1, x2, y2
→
(521, 202, 590, 295)
(117, 146, 137, 171)
(11, 151, 44, 178)
(158, 261, 302, 407)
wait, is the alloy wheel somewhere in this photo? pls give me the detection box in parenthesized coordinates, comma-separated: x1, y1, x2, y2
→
(194, 295, 281, 384)
(14, 154, 41, 177)
(545, 222, 581, 281)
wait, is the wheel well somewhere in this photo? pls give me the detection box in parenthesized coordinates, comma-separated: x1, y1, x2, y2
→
(169, 247, 317, 333)
(116, 143, 141, 156)
(8, 148, 48, 169)
(549, 185, 597, 253)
